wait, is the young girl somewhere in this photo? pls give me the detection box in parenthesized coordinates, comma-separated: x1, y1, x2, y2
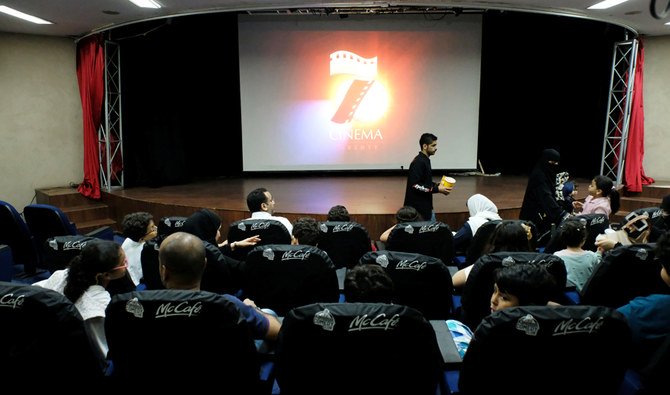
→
(553, 219, 601, 292)
(573, 175, 620, 218)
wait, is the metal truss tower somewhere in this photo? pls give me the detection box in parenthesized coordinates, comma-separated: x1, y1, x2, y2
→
(99, 40, 123, 191)
(600, 38, 638, 187)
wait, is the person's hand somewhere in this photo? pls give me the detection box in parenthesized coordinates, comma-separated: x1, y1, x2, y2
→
(238, 235, 261, 248)
(243, 298, 258, 308)
(572, 201, 583, 209)
(595, 237, 618, 253)
(438, 184, 452, 195)
(521, 222, 533, 241)
(229, 235, 261, 251)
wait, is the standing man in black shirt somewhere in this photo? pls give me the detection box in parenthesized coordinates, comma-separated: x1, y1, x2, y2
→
(403, 133, 452, 221)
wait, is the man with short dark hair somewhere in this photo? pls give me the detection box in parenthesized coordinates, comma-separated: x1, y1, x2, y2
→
(403, 133, 451, 221)
(246, 187, 293, 234)
(159, 232, 281, 341)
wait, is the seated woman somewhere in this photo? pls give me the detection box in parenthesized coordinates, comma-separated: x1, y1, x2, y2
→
(453, 194, 502, 254)
(33, 239, 127, 371)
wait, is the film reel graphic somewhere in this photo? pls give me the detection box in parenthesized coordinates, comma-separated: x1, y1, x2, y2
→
(329, 51, 378, 124)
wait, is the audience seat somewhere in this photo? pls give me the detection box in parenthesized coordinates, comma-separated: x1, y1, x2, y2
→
(242, 244, 339, 316)
(23, 203, 114, 268)
(386, 220, 455, 265)
(200, 241, 245, 296)
(455, 305, 631, 394)
(580, 243, 668, 308)
(0, 281, 102, 379)
(0, 200, 41, 275)
(543, 213, 609, 253)
(359, 250, 454, 319)
(43, 235, 97, 272)
(0, 245, 11, 282)
(275, 302, 443, 395)
(139, 216, 187, 290)
(630, 206, 663, 222)
(318, 221, 372, 269)
(105, 289, 260, 389)
(459, 251, 567, 329)
(620, 333, 670, 395)
(463, 219, 501, 269)
(226, 219, 292, 260)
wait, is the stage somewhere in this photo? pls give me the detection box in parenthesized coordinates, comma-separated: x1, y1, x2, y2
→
(103, 174, 584, 241)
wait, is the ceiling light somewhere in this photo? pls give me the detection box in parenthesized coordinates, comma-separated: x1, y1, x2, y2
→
(0, 6, 52, 24)
(587, 0, 629, 10)
(128, 0, 162, 9)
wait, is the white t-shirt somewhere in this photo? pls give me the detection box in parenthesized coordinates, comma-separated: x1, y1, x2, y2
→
(33, 269, 111, 363)
(121, 237, 144, 286)
(33, 269, 110, 320)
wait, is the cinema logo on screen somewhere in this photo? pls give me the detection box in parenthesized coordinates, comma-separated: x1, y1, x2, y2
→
(329, 50, 387, 149)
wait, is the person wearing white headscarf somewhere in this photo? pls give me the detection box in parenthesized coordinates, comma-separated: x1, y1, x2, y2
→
(453, 194, 502, 253)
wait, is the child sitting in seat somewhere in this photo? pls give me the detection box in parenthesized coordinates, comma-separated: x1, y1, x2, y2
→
(573, 175, 620, 218)
(448, 263, 559, 357)
(553, 218, 602, 292)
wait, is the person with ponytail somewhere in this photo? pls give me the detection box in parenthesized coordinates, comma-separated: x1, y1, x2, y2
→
(573, 175, 620, 218)
(34, 239, 127, 370)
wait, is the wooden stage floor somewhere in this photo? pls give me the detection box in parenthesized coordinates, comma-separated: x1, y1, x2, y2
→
(103, 174, 588, 241)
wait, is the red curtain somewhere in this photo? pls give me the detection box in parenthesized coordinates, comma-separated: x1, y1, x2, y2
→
(624, 41, 655, 193)
(76, 35, 105, 199)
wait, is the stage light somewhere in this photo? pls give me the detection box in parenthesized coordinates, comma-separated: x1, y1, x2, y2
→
(0, 6, 52, 24)
(587, 0, 629, 10)
(128, 0, 162, 9)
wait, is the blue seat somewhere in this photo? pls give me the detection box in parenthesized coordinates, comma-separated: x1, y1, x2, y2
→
(0, 245, 13, 282)
(23, 203, 114, 269)
(0, 200, 42, 275)
(619, 333, 670, 395)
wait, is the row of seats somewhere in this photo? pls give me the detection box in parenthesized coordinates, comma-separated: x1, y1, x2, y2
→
(2, 279, 665, 394)
(0, 200, 114, 277)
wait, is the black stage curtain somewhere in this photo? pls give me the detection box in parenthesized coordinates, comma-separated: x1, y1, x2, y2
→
(115, 11, 627, 187)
